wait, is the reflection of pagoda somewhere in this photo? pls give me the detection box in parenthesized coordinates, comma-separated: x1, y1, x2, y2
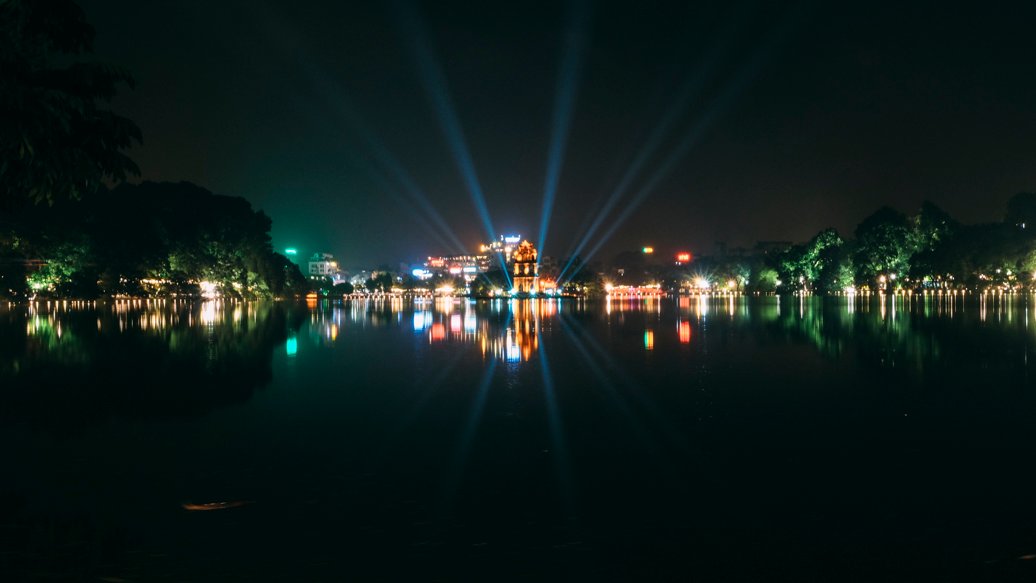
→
(511, 240, 540, 294)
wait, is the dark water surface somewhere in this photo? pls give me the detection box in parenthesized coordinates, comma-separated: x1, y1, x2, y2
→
(3, 296, 1036, 581)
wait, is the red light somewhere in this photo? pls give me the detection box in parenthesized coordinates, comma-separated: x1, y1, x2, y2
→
(679, 321, 692, 344)
(431, 323, 445, 341)
(676, 252, 692, 263)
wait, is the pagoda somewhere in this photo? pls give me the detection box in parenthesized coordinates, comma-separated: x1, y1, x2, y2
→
(511, 240, 540, 294)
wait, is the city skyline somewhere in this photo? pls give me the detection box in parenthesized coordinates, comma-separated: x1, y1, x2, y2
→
(77, 0, 1036, 265)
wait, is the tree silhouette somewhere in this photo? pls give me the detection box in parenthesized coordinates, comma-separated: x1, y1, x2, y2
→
(0, 0, 141, 207)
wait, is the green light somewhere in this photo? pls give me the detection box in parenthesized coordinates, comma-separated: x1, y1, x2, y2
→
(286, 336, 297, 357)
(285, 248, 297, 256)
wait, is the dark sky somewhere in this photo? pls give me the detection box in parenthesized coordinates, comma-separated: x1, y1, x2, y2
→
(81, 0, 1036, 268)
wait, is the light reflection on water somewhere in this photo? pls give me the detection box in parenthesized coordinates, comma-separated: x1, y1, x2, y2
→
(291, 293, 1036, 372)
(3, 295, 1036, 579)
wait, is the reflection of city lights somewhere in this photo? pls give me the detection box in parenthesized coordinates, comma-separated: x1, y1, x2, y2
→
(505, 330, 521, 362)
(450, 314, 462, 333)
(286, 336, 298, 357)
(413, 312, 428, 331)
(644, 329, 654, 350)
(679, 321, 691, 344)
(200, 301, 218, 325)
(199, 281, 219, 299)
(431, 322, 446, 341)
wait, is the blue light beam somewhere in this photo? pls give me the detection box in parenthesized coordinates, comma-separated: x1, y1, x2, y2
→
(536, 0, 590, 258)
(303, 63, 470, 256)
(557, 22, 739, 282)
(563, 9, 802, 282)
(393, 0, 503, 266)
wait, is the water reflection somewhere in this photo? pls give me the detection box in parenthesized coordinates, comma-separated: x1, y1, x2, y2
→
(0, 300, 305, 430)
(5, 294, 1036, 431)
(305, 297, 561, 363)
(5, 294, 1036, 580)
(298, 294, 1036, 379)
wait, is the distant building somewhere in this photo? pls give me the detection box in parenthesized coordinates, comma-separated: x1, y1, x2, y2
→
(480, 234, 523, 263)
(424, 254, 486, 281)
(308, 253, 337, 276)
(308, 253, 346, 284)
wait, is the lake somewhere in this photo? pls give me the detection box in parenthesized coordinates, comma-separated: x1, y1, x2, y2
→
(3, 295, 1036, 581)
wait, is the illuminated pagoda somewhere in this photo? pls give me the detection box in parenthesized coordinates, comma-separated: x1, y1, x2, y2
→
(511, 240, 540, 294)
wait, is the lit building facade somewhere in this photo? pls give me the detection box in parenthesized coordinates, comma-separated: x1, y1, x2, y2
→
(308, 253, 346, 284)
(511, 240, 539, 294)
(480, 234, 523, 263)
(308, 253, 337, 276)
(422, 254, 486, 281)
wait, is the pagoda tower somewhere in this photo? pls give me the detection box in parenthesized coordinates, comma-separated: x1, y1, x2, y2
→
(511, 240, 540, 294)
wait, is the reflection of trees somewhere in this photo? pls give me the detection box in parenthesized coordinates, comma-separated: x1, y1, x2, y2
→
(0, 301, 305, 430)
(761, 296, 1033, 384)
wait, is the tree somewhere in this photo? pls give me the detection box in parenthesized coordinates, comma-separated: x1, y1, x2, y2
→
(364, 272, 393, 293)
(853, 207, 913, 288)
(914, 201, 958, 251)
(749, 266, 779, 292)
(5, 181, 306, 299)
(0, 0, 142, 207)
(469, 269, 509, 297)
(776, 228, 843, 292)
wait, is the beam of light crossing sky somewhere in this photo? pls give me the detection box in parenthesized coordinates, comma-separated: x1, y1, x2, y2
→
(557, 18, 742, 282)
(364, 167, 458, 255)
(536, 0, 590, 259)
(393, 0, 510, 284)
(302, 63, 470, 257)
(562, 9, 802, 283)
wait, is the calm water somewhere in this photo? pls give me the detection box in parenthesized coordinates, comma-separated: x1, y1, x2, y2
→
(3, 295, 1036, 581)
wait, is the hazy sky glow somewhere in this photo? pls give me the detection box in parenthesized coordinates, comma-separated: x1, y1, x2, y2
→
(82, 0, 1036, 267)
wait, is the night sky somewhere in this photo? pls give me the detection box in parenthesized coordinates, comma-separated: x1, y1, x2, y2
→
(80, 0, 1036, 268)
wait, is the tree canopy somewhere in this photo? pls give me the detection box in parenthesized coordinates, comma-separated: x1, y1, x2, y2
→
(0, 0, 141, 207)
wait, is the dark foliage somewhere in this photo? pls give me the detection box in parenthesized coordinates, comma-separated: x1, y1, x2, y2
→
(0, 0, 142, 207)
(2, 181, 307, 299)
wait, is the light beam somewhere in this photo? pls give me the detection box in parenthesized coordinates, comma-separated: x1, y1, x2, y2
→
(536, 0, 590, 259)
(393, 0, 509, 280)
(563, 8, 802, 282)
